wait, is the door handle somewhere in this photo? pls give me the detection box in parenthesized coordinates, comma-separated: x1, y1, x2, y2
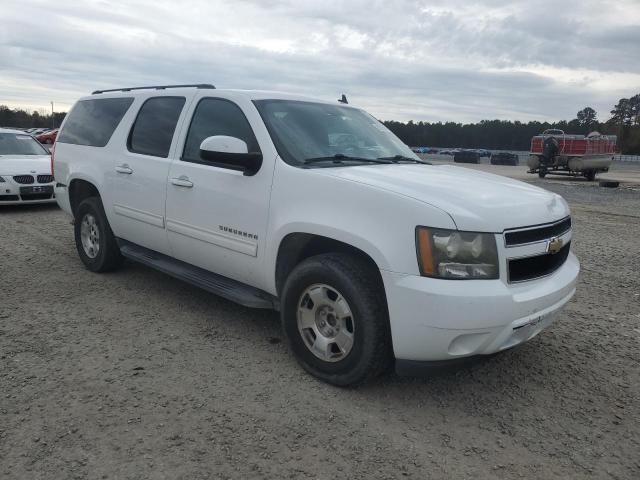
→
(170, 176, 194, 188)
(115, 164, 133, 174)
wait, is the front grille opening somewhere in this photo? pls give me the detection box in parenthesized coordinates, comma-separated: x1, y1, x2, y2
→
(13, 175, 35, 184)
(0, 195, 20, 201)
(509, 242, 571, 282)
(20, 193, 53, 201)
(505, 217, 571, 246)
(37, 175, 54, 183)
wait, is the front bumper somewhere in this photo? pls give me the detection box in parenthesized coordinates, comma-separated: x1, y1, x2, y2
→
(0, 180, 56, 204)
(381, 252, 579, 363)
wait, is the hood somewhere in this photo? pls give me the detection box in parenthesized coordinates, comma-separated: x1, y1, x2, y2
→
(0, 155, 51, 176)
(314, 164, 569, 232)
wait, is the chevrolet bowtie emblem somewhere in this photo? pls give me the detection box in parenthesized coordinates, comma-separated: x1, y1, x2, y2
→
(546, 237, 563, 254)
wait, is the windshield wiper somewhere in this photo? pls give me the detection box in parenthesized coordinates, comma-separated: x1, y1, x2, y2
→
(303, 154, 393, 165)
(377, 155, 431, 165)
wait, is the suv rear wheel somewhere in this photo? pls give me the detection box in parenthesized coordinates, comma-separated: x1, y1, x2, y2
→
(280, 253, 392, 386)
(74, 197, 123, 272)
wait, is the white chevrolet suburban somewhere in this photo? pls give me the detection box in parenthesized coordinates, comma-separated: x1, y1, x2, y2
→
(53, 84, 579, 385)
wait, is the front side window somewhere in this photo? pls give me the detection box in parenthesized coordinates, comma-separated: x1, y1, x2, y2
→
(182, 98, 260, 163)
(57, 97, 134, 147)
(0, 132, 49, 156)
(253, 100, 420, 167)
(128, 96, 186, 158)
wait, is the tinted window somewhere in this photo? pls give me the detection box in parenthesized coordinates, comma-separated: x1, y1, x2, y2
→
(57, 98, 134, 147)
(0, 133, 49, 155)
(183, 98, 260, 163)
(128, 96, 186, 158)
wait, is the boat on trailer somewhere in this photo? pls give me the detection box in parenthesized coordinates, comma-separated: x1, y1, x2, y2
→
(527, 129, 616, 181)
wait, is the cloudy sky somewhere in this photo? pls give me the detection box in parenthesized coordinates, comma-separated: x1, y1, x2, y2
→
(1, 0, 639, 123)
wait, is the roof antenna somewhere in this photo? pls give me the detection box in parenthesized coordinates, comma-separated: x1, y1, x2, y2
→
(338, 94, 348, 104)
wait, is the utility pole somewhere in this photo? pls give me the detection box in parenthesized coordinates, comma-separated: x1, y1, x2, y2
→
(51, 101, 54, 128)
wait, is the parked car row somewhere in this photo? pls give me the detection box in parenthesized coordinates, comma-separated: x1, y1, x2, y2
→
(439, 148, 491, 157)
(410, 146, 439, 154)
(5, 127, 60, 144)
(36, 128, 58, 144)
(411, 147, 489, 155)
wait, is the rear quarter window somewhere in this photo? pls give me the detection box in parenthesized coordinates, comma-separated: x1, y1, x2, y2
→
(127, 96, 186, 158)
(57, 97, 134, 147)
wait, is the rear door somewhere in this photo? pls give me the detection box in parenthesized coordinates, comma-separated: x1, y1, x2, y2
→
(164, 93, 277, 289)
(110, 94, 191, 254)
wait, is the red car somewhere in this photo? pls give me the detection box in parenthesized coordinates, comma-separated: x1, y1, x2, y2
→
(36, 129, 58, 144)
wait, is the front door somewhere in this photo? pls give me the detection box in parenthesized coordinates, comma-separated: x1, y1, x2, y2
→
(165, 94, 277, 289)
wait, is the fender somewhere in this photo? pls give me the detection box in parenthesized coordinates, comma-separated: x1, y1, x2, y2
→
(266, 222, 389, 294)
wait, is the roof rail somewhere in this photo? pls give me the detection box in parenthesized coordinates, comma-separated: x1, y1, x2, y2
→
(92, 84, 216, 95)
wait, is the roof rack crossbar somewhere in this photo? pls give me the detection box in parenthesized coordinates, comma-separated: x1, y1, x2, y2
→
(92, 84, 216, 94)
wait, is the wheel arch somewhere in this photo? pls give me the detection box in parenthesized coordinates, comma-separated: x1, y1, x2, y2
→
(274, 231, 386, 298)
(68, 177, 101, 216)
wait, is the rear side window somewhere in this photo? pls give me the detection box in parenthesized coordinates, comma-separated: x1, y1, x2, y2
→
(57, 97, 134, 147)
(128, 96, 186, 158)
(182, 98, 260, 163)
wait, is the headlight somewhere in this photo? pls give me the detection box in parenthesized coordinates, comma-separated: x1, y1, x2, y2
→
(415, 227, 499, 279)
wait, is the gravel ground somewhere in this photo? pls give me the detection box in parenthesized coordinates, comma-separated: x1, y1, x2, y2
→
(1, 177, 639, 479)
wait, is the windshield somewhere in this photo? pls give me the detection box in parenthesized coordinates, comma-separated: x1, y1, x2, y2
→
(253, 100, 420, 167)
(0, 133, 49, 156)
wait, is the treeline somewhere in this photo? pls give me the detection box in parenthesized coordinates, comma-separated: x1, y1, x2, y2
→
(383, 119, 640, 154)
(0, 105, 66, 129)
(2, 92, 640, 154)
(383, 94, 640, 154)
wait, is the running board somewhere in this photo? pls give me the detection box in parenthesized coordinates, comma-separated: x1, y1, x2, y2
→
(117, 239, 276, 310)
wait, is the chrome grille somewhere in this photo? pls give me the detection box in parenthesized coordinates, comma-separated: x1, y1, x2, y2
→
(504, 217, 571, 247)
(13, 175, 34, 184)
(508, 242, 571, 283)
(503, 217, 573, 283)
(37, 175, 54, 183)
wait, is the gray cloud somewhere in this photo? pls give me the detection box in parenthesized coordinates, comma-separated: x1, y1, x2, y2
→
(1, 0, 638, 122)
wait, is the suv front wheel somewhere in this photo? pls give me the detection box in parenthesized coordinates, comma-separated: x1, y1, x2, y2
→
(280, 253, 392, 386)
(74, 197, 123, 272)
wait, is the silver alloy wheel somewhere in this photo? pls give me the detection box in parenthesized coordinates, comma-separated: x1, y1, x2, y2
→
(297, 283, 355, 362)
(80, 213, 100, 259)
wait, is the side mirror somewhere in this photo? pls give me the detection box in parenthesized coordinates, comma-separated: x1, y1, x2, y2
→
(199, 135, 262, 176)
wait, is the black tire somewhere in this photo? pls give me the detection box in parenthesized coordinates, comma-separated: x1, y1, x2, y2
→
(538, 169, 547, 178)
(74, 197, 123, 272)
(280, 253, 392, 386)
(598, 180, 619, 188)
(584, 170, 596, 181)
